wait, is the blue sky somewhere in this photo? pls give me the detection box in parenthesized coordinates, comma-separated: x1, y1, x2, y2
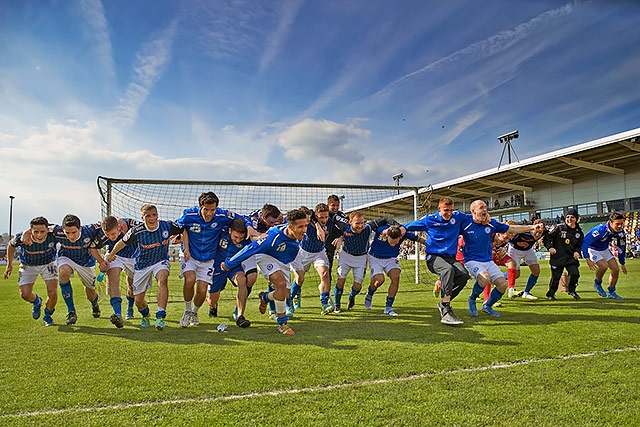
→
(2, 0, 640, 234)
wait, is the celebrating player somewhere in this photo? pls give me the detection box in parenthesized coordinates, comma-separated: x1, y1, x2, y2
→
(209, 218, 254, 328)
(90, 216, 138, 328)
(290, 204, 333, 315)
(4, 217, 58, 326)
(365, 222, 425, 316)
(582, 212, 628, 300)
(464, 200, 543, 317)
(51, 215, 102, 325)
(108, 204, 183, 330)
(404, 197, 472, 326)
(176, 192, 254, 327)
(221, 208, 308, 335)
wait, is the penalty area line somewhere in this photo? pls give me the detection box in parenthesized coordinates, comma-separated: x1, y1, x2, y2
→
(4, 345, 639, 419)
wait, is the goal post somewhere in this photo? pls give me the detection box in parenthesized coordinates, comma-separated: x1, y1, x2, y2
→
(96, 176, 437, 286)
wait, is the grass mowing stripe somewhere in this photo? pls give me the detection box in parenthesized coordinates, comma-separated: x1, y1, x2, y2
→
(4, 345, 638, 420)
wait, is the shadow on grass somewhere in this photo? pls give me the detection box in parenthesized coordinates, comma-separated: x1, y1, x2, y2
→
(52, 290, 639, 350)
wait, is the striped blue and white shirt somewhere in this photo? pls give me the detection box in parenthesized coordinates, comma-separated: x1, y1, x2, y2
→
(53, 224, 101, 267)
(10, 232, 57, 266)
(90, 218, 139, 258)
(341, 223, 373, 256)
(300, 221, 327, 253)
(121, 220, 183, 270)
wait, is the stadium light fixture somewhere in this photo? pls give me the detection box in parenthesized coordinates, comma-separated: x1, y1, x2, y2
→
(392, 173, 404, 194)
(497, 130, 520, 168)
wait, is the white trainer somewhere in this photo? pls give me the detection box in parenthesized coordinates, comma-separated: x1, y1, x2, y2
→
(179, 310, 191, 328)
(522, 292, 538, 300)
(189, 311, 200, 326)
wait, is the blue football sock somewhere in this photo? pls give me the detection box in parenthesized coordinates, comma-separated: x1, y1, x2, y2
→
(469, 281, 484, 300)
(246, 286, 253, 297)
(334, 286, 344, 306)
(525, 274, 538, 293)
(367, 286, 376, 297)
(91, 294, 99, 307)
(140, 306, 150, 317)
(607, 286, 616, 293)
(110, 297, 122, 316)
(290, 282, 301, 299)
(594, 279, 603, 287)
(126, 295, 135, 310)
(156, 308, 166, 319)
(503, 271, 508, 279)
(385, 296, 395, 308)
(59, 281, 76, 312)
(349, 286, 361, 298)
(320, 291, 330, 305)
(44, 307, 55, 317)
(485, 288, 505, 308)
(276, 315, 288, 325)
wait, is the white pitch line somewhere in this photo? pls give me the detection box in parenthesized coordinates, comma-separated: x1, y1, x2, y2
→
(4, 345, 639, 419)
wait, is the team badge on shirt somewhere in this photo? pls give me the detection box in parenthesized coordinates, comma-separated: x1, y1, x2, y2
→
(485, 227, 491, 234)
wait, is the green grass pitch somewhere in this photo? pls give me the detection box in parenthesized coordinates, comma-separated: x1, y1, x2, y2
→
(1, 259, 639, 426)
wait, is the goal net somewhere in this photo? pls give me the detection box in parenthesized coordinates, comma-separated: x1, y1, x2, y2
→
(96, 176, 438, 303)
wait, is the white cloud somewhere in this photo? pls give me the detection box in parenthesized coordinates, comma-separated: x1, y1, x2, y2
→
(359, 3, 575, 106)
(259, 0, 304, 73)
(181, 1, 273, 62)
(76, 0, 115, 80)
(113, 19, 178, 129)
(0, 119, 278, 233)
(278, 118, 369, 164)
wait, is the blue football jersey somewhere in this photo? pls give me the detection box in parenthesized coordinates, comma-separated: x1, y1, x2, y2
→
(582, 222, 626, 264)
(369, 225, 418, 259)
(461, 217, 510, 262)
(224, 224, 300, 270)
(177, 206, 252, 262)
(404, 210, 466, 257)
(214, 228, 252, 265)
